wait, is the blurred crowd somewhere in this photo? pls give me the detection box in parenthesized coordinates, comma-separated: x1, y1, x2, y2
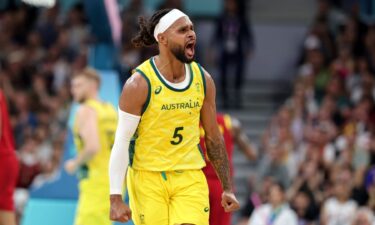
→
(238, 0, 375, 225)
(0, 2, 91, 220)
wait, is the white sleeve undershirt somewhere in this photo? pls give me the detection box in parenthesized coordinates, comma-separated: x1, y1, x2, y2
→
(109, 109, 140, 195)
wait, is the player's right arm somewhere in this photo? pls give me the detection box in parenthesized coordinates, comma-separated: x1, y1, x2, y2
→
(200, 69, 240, 212)
(109, 72, 148, 222)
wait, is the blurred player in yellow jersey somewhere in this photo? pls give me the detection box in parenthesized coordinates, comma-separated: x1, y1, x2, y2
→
(65, 68, 117, 225)
(108, 8, 240, 225)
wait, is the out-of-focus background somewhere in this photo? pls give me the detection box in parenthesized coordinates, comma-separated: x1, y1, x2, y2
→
(1, 0, 375, 224)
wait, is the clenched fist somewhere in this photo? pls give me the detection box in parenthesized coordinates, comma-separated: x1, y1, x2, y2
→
(221, 191, 240, 212)
(110, 195, 132, 222)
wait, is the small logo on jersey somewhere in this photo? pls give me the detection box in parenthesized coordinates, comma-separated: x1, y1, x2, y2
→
(155, 86, 162, 94)
(140, 214, 145, 224)
(204, 207, 209, 212)
(195, 82, 201, 92)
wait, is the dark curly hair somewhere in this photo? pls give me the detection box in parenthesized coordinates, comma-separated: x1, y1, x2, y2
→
(131, 8, 172, 47)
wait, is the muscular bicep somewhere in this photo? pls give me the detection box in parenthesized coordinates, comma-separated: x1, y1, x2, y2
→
(200, 71, 221, 141)
(119, 73, 149, 116)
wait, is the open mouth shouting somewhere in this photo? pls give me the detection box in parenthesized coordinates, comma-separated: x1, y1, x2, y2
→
(185, 40, 196, 58)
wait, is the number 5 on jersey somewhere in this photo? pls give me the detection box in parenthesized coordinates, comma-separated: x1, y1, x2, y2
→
(171, 127, 184, 145)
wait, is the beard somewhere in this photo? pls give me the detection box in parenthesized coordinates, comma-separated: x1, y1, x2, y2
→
(170, 43, 194, 64)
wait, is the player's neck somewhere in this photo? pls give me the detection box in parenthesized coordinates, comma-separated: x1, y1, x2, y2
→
(155, 53, 185, 83)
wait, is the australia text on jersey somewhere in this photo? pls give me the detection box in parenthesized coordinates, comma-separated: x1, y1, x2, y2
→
(161, 99, 200, 111)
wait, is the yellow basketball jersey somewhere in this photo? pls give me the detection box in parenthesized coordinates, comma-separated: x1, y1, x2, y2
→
(73, 99, 117, 182)
(130, 57, 206, 171)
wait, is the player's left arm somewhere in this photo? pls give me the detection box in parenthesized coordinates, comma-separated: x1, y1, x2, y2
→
(231, 117, 257, 161)
(65, 105, 100, 174)
(200, 68, 240, 212)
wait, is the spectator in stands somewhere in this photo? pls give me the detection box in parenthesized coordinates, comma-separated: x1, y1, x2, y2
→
(331, 45, 355, 79)
(32, 140, 64, 188)
(64, 4, 88, 51)
(324, 76, 349, 111)
(284, 81, 308, 145)
(337, 18, 365, 58)
(16, 135, 42, 189)
(301, 48, 331, 100)
(309, 16, 336, 63)
(248, 182, 298, 225)
(287, 160, 324, 217)
(213, 0, 253, 108)
(236, 176, 276, 225)
(320, 167, 358, 225)
(24, 31, 45, 66)
(262, 107, 292, 148)
(12, 90, 37, 147)
(260, 107, 298, 186)
(291, 191, 319, 225)
(14, 135, 42, 222)
(347, 57, 372, 103)
(315, 0, 346, 35)
(257, 142, 293, 189)
(36, 6, 60, 49)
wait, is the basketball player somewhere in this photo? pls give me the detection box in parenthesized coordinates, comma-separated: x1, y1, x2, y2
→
(108, 8, 240, 225)
(200, 113, 257, 225)
(65, 68, 117, 225)
(0, 89, 18, 225)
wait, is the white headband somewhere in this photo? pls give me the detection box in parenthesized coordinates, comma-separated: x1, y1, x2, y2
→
(153, 9, 188, 42)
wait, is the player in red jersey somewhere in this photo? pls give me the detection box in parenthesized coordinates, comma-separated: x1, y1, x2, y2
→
(200, 113, 257, 225)
(0, 89, 19, 225)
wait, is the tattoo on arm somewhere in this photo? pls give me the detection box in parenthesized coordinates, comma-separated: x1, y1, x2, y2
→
(206, 136, 232, 191)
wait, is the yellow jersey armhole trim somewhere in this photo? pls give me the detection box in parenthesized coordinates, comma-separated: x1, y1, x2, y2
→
(134, 68, 151, 114)
(196, 63, 206, 96)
